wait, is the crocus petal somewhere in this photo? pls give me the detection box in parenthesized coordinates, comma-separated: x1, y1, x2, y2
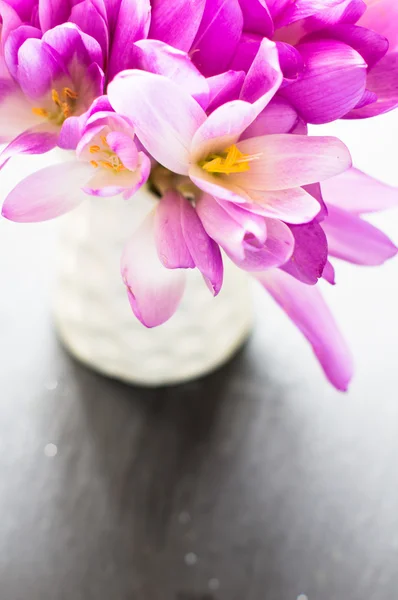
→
(233, 134, 352, 190)
(321, 168, 398, 214)
(281, 221, 328, 284)
(69, 0, 109, 63)
(274, 0, 350, 27)
(197, 194, 294, 270)
(108, 71, 206, 175)
(180, 198, 224, 295)
(131, 39, 209, 109)
(149, 0, 206, 52)
(108, 0, 151, 79)
(0, 0, 22, 50)
(239, 0, 274, 37)
(42, 23, 103, 75)
(229, 32, 262, 72)
(359, 0, 398, 53)
(191, 0, 243, 77)
(191, 99, 258, 163)
(0, 79, 42, 142)
(106, 131, 138, 171)
(323, 260, 336, 285)
(16, 37, 66, 99)
(4, 25, 42, 79)
(280, 40, 367, 124)
(39, 0, 71, 32)
(2, 160, 91, 222)
(121, 211, 186, 328)
(155, 190, 195, 269)
(322, 204, 398, 266)
(241, 97, 299, 138)
(275, 41, 304, 79)
(0, 124, 58, 168)
(317, 24, 388, 68)
(207, 70, 245, 112)
(189, 164, 250, 205)
(243, 187, 322, 224)
(239, 38, 283, 104)
(256, 269, 354, 391)
(347, 52, 398, 118)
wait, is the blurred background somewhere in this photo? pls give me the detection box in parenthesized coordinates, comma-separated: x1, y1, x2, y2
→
(0, 111, 398, 600)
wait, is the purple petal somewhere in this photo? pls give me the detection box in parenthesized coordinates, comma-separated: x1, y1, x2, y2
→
(239, 38, 283, 104)
(241, 187, 322, 225)
(321, 168, 398, 214)
(191, 0, 243, 77)
(106, 131, 138, 171)
(4, 25, 42, 79)
(16, 38, 66, 99)
(257, 268, 354, 391)
(149, 0, 206, 52)
(121, 211, 186, 328)
(229, 32, 262, 72)
(2, 160, 91, 222)
(0, 124, 58, 168)
(347, 52, 398, 118)
(39, 0, 71, 32)
(280, 40, 367, 124)
(358, 0, 398, 53)
(239, 0, 274, 37)
(310, 24, 388, 68)
(322, 260, 336, 285)
(42, 23, 103, 73)
(69, 0, 109, 64)
(180, 197, 224, 295)
(323, 204, 398, 266)
(131, 39, 209, 109)
(207, 70, 245, 112)
(275, 0, 351, 27)
(240, 97, 299, 138)
(282, 221, 328, 284)
(155, 190, 195, 269)
(276, 41, 304, 80)
(108, 0, 151, 80)
(108, 70, 206, 175)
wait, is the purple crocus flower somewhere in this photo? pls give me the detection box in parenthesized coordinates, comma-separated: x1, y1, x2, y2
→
(0, 23, 104, 161)
(1, 107, 151, 220)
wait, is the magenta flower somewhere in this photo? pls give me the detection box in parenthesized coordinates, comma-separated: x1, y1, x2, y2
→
(1, 107, 150, 220)
(0, 23, 104, 161)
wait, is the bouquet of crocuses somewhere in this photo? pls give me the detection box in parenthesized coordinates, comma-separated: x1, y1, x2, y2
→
(1, 0, 398, 390)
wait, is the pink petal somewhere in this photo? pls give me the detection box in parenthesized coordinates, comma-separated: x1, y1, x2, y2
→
(241, 98, 299, 138)
(244, 187, 322, 224)
(155, 190, 195, 269)
(2, 160, 91, 222)
(180, 198, 224, 295)
(121, 211, 186, 328)
(281, 221, 328, 284)
(0, 124, 58, 168)
(39, 0, 70, 31)
(191, 0, 243, 77)
(107, 0, 151, 79)
(233, 134, 352, 190)
(131, 39, 209, 109)
(323, 204, 398, 266)
(322, 260, 336, 285)
(0, 80, 43, 143)
(207, 70, 245, 113)
(321, 167, 398, 214)
(358, 0, 398, 53)
(257, 269, 354, 391)
(108, 70, 206, 175)
(149, 0, 206, 52)
(280, 40, 367, 124)
(239, 38, 283, 105)
(239, 0, 273, 36)
(189, 164, 250, 205)
(190, 99, 257, 162)
(106, 131, 138, 171)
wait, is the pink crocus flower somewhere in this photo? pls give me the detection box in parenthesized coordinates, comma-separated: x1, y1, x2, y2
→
(257, 168, 398, 391)
(0, 23, 104, 161)
(1, 108, 151, 220)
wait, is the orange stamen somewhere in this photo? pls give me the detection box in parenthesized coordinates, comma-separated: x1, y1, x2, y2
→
(32, 107, 48, 117)
(89, 145, 101, 154)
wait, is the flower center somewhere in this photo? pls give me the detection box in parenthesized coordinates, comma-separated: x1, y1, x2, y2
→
(32, 87, 78, 125)
(89, 136, 127, 173)
(201, 145, 260, 175)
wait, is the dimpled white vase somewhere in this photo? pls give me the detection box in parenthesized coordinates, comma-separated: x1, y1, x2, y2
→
(52, 187, 253, 386)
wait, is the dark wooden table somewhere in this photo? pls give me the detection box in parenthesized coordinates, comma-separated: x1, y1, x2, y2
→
(1, 116, 398, 600)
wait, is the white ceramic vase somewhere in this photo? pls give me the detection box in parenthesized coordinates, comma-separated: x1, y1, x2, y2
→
(52, 188, 253, 386)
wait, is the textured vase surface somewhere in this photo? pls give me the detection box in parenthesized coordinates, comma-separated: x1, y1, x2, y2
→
(53, 188, 253, 386)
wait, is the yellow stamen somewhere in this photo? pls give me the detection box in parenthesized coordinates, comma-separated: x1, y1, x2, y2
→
(90, 160, 99, 168)
(61, 102, 71, 118)
(32, 107, 48, 117)
(89, 145, 101, 154)
(201, 145, 260, 175)
(52, 89, 61, 106)
(100, 135, 108, 146)
(63, 87, 78, 100)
